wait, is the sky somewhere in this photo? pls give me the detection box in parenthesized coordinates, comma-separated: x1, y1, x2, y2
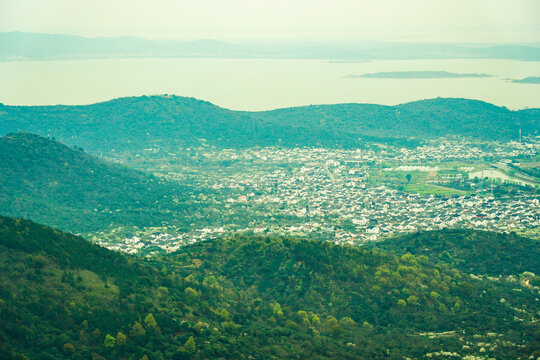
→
(1, 0, 539, 43)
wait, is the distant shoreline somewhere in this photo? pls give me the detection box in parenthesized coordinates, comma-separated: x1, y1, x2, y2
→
(346, 71, 494, 79)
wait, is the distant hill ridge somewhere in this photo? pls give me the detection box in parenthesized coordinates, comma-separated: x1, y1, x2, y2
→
(0, 95, 537, 155)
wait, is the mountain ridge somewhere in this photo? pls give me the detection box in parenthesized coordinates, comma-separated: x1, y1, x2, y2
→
(1, 96, 537, 156)
(2, 32, 540, 61)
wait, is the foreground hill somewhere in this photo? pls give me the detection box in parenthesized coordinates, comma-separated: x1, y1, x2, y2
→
(0, 216, 538, 360)
(0, 95, 536, 155)
(0, 132, 195, 232)
(371, 229, 540, 276)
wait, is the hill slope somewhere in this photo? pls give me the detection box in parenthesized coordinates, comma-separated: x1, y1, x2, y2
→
(0, 132, 194, 232)
(0, 96, 537, 156)
(259, 97, 537, 141)
(0, 216, 538, 360)
(370, 229, 540, 276)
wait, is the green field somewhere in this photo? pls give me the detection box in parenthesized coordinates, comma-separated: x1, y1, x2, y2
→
(404, 183, 470, 195)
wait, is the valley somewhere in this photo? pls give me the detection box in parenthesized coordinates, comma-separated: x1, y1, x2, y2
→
(93, 138, 540, 255)
(0, 96, 538, 359)
(0, 96, 538, 256)
(2, 3, 540, 359)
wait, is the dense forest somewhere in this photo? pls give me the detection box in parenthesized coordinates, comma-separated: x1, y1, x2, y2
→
(0, 216, 538, 360)
(0, 96, 537, 156)
(370, 229, 539, 276)
(0, 133, 197, 232)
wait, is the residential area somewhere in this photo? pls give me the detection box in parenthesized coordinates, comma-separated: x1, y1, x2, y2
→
(94, 138, 540, 254)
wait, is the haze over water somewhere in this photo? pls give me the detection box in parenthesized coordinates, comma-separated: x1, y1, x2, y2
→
(1, 58, 539, 110)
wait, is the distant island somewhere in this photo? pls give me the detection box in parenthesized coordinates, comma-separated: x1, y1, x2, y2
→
(512, 76, 540, 84)
(347, 71, 493, 79)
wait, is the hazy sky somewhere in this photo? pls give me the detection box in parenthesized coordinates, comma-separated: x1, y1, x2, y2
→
(1, 0, 539, 43)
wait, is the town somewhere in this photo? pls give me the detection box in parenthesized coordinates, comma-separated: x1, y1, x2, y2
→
(92, 138, 540, 255)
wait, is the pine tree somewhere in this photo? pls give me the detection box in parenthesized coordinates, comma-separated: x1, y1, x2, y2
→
(184, 336, 196, 354)
(116, 331, 127, 346)
(130, 321, 146, 337)
(144, 313, 160, 332)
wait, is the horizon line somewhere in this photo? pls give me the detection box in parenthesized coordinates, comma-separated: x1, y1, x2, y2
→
(2, 31, 540, 46)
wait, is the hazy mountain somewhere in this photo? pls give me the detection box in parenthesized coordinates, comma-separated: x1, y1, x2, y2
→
(2, 32, 540, 61)
(273, 42, 540, 61)
(0, 132, 194, 232)
(0, 96, 537, 156)
(0, 32, 252, 60)
(0, 216, 537, 359)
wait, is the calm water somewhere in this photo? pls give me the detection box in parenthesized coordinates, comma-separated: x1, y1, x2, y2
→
(1, 58, 539, 110)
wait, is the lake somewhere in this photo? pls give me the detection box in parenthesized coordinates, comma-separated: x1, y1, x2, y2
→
(1, 58, 539, 110)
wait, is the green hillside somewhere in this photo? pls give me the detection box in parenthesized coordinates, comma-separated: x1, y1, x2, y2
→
(0, 132, 195, 233)
(370, 229, 540, 276)
(259, 97, 536, 142)
(0, 96, 536, 156)
(0, 216, 538, 360)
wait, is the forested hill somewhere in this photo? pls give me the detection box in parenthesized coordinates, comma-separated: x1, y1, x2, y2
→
(257, 97, 537, 141)
(0, 132, 194, 232)
(0, 216, 538, 360)
(0, 95, 537, 155)
(370, 229, 539, 276)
